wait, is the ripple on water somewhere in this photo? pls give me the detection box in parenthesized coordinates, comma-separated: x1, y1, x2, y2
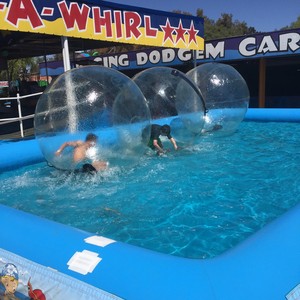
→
(0, 122, 300, 258)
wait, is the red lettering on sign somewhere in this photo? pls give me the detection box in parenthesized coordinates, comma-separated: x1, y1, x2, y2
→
(58, 1, 90, 31)
(41, 7, 54, 17)
(124, 12, 141, 39)
(114, 11, 123, 39)
(6, 0, 43, 28)
(144, 16, 157, 37)
(93, 7, 112, 37)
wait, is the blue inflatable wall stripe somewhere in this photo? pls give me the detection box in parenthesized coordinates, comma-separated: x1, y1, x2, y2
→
(244, 108, 300, 122)
(0, 108, 300, 299)
(0, 139, 42, 171)
(0, 202, 300, 299)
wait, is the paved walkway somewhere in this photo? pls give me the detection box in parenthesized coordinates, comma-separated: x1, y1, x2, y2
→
(0, 127, 34, 140)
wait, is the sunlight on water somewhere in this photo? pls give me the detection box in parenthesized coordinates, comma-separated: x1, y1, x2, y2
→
(0, 121, 300, 258)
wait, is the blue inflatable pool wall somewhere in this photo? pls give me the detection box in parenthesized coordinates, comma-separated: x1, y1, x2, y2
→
(0, 108, 300, 300)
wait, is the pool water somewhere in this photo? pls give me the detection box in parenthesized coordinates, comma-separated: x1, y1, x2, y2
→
(1, 121, 300, 259)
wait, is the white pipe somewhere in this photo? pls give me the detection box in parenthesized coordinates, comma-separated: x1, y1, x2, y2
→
(16, 93, 24, 138)
(61, 36, 77, 132)
(61, 36, 71, 72)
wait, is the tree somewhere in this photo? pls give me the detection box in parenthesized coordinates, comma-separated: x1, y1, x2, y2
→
(200, 12, 256, 40)
(281, 16, 300, 30)
(171, 9, 192, 16)
(6, 57, 38, 81)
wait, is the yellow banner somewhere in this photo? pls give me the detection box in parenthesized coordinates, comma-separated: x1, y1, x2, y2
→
(0, 0, 204, 50)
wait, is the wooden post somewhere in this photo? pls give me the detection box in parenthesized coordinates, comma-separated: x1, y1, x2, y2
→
(258, 58, 266, 108)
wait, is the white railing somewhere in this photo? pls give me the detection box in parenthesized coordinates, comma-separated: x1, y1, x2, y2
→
(0, 92, 43, 138)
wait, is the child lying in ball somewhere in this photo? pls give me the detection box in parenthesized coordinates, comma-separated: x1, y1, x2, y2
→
(55, 133, 108, 173)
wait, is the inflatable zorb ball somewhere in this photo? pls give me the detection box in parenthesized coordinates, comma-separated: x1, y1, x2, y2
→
(133, 67, 206, 144)
(34, 66, 151, 170)
(187, 63, 250, 135)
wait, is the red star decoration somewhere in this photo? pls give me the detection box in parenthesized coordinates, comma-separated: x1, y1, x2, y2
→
(175, 20, 187, 45)
(187, 21, 199, 45)
(160, 19, 175, 44)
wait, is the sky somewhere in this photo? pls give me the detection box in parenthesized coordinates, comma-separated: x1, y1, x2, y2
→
(108, 0, 300, 33)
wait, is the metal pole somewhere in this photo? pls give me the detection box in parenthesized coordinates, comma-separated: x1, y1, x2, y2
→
(258, 58, 266, 108)
(61, 36, 77, 132)
(43, 53, 49, 85)
(16, 93, 24, 138)
(61, 36, 71, 71)
(193, 50, 197, 69)
(42, 39, 50, 85)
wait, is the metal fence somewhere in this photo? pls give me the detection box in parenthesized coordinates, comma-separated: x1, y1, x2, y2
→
(0, 92, 43, 138)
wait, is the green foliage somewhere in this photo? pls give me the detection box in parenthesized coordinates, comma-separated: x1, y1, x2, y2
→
(0, 69, 7, 81)
(282, 16, 300, 30)
(171, 10, 193, 16)
(196, 11, 256, 40)
(1, 57, 38, 81)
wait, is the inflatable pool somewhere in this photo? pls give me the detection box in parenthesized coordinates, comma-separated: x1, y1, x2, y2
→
(0, 108, 300, 300)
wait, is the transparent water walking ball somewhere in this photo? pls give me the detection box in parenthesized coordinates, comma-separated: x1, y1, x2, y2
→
(186, 62, 250, 135)
(34, 66, 150, 170)
(133, 67, 206, 144)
